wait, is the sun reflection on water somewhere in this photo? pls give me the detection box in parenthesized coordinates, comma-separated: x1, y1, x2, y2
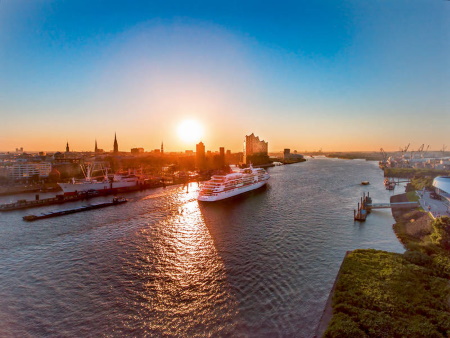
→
(125, 186, 239, 336)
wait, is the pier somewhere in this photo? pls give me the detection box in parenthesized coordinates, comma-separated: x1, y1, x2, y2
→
(354, 192, 418, 221)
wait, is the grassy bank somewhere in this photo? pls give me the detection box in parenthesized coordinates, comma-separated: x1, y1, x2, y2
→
(324, 249, 450, 337)
(323, 191, 450, 337)
(325, 152, 381, 161)
(384, 168, 450, 179)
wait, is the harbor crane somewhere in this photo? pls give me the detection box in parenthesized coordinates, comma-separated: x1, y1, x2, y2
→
(399, 143, 410, 156)
(413, 144, 425, 159)
(380, 148, 388, 162)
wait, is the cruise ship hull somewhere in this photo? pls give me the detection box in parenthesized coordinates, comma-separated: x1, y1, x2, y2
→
(198, 180, 268, 202)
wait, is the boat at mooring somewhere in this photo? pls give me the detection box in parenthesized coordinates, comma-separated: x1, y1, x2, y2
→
(23, 197, 127, 221)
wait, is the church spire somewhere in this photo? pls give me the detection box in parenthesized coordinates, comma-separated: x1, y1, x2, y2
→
(113, 133, 118, 154)
(95, 139, 98, 153)
(161, 141, 164, 155)
(66, 141, 69, 153)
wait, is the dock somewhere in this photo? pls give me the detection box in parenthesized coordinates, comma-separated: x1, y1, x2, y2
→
(354, 192, 418, 222)
(0, 180, 172, 212)
(0, 194, 89, 211)
(354, 192, 372, 221)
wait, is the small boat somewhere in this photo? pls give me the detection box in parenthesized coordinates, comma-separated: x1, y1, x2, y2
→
(386, 184, 395, 190)
(361, 181, 370, 185)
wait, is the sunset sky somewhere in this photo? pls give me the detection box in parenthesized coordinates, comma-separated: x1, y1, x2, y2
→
(0, 0, 448, 153)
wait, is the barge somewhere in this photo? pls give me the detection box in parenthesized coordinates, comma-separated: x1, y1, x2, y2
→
(22, 197, 127, 221)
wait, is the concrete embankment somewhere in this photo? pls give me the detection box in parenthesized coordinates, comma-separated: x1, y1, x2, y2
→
(314, 252, 351, 338)
(390, 193, 412, 222)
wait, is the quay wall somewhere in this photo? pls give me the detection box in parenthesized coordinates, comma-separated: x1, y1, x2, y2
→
(314, 251, 351, 338)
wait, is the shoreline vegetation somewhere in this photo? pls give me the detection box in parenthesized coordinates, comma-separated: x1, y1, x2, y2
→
(384, 168, 450, 179)
(319, 191, 450, 337)
(325, 152, 382, 161)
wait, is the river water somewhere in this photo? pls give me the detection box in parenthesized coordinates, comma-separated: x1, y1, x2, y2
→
(0, 158, 404, 337)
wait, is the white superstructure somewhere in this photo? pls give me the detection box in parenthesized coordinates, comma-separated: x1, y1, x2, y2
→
(58, 164, 139, 195)
(198, 165, 270, 202)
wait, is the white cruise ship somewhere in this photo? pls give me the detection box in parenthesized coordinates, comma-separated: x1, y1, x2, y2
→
(198, 165, 270, 202)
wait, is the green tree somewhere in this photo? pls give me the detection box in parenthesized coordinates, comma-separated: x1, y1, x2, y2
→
(430, 216, 450, 249)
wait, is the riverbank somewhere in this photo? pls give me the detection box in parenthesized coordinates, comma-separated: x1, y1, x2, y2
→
(384, 167, 450, 178)
(314, 252, 350, 338)
(319, 191, 450, 337)
(322, 248, 450, 337)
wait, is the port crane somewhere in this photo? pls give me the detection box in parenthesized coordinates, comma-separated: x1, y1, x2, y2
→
(399, 143, 410, 156)
(423, 145, 430, 157)
(411, 144, 424, 160)
(379, 148, 388, 168)
(380, 148, 388, 162)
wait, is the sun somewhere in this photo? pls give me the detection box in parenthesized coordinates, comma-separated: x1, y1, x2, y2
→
(177, 119, 204, 144)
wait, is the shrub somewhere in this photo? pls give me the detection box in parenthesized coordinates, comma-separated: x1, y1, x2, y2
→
(324, 313, 367, 337)
(430, 217, 450, 249)
(404, 250, 433, 267)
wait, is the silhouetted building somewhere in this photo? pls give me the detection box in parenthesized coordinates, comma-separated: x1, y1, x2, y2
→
(219, 147, 225, 166)
(66, 142, 70, 153)
(131, 148, 144, 154)
(284, 148, 304, 161)
(196, 142, 206, 169)
(161, 142, 164, 155)
(113, 133, 119, 154)
(244, 133, 269, 164)
(94, 140, 104, 153)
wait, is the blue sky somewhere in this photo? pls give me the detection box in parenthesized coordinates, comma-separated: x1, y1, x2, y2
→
(0, 0, 448, 152)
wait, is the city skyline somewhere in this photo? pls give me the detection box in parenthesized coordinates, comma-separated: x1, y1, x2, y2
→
(1, 0, 448, 152)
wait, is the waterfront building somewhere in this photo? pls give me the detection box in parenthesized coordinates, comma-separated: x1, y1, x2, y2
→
(433, 176, 450, 205)
(196, 142, 206, 170)
(0, 166, 9, 178)
(8, 162, 52, 180)
(113, 133, 119, 154)
(131, 148, 144, 154)
(244, 133, 269, 165)
(284, 149, 304, 161)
